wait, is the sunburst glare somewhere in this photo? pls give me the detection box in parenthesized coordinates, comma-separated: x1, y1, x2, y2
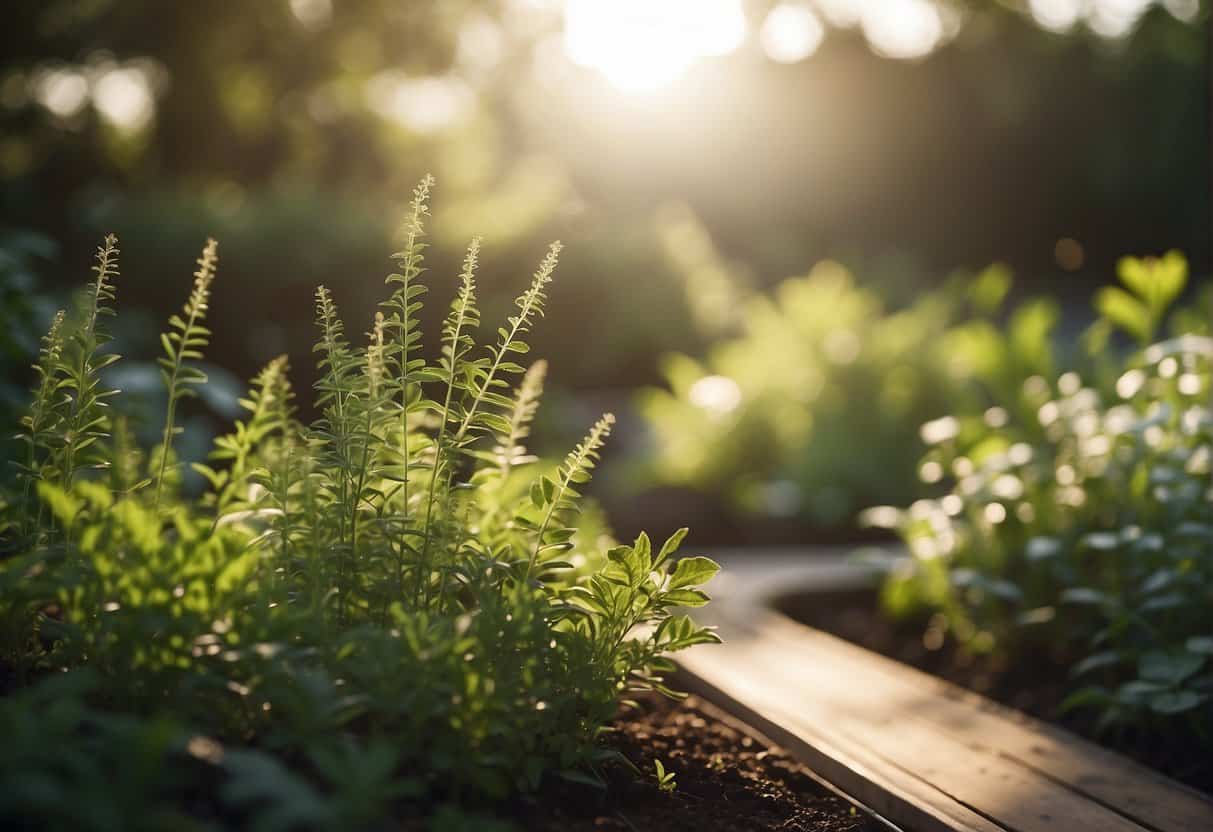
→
(563, 0, 747, 92)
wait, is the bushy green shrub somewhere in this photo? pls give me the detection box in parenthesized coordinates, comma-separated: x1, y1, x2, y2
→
(869, 253, 1213, 737)
(0, 179, 719, 829)
(638, 256, 1056, 529)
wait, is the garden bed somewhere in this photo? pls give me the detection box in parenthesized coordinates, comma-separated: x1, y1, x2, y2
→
(676, 549, 1213, 832)
(515, 693, 889, 831)
(775, 586, 1213, 794)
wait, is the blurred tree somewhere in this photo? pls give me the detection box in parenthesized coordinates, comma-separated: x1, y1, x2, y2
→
(0, 0, 1205, 405)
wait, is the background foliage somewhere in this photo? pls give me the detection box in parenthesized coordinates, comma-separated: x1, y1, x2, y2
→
(1, 1, 1207, 388)
(867, 253, 1213, 752)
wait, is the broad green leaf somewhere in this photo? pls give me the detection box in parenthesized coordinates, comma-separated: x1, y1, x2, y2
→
(1185, 637, 1213, 655)
(668, 556, 720, 590)
(661, 589, 711, 608)
(654, 527, 689, 569)
(968, 263, 1012, 315)
(1060, 587, 1108, 606)
(1117, 251, 1186, 312)
(1095, 287, 1150, 344)
(1080, 531, 1120, 551)
(1070, 650, 1123, 678)
(1149, 690, 1207, 715)
(1025, 536, 1062, 561)
(1138, 649, 1205, 685)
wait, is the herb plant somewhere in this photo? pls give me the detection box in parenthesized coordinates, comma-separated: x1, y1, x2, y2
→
(0, 179, 720, 828)
(868, 253, 1213, 742)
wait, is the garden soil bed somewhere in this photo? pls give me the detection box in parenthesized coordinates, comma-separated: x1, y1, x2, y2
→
(513, 693, 888, 831)
(775, 588, 1213, 795)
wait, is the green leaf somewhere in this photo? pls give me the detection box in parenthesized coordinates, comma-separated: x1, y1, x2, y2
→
(1115, 680, 1168, 706)
(968, 263, 1012, 315)
(1118, 251, 1187, 312)
(654, 527, 689, 569)
(1149, 690, 1207, 715)
(1070, 650, 1123, 678)
(633, 532, 651, 568)
(1080, 531, 1120, 552)
(1060, 587, 1108, 606)
(1009, 299, 1058, 374)
(1138, 649, 1205, 685)
(1095, 287, 1150, 344)
(1185, 637, 1213, 655)
(668, 556, 720, 590)
(478, 413, 512, 436)
(661, 589, 710, 608)
(1059, 685, 1114, 714)
(656, 614, 721, 650)
(1025, 536, 1062, 561)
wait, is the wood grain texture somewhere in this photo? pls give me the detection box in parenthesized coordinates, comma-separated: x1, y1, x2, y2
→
(676, 556, 1213, 832)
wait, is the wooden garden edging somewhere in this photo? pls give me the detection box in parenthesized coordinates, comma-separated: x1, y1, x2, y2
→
(676, 548, 1213, 832)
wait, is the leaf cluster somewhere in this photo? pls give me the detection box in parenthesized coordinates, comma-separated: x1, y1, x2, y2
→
(868, 254, 1212, 740)
(638, 258, 1053, 527)
(0, 180, 720, 829)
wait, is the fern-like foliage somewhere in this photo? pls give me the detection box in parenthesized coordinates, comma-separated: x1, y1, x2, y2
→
(107, 414, 146, 496)
(457, 241, 560, 445)
(194, 355, 293, 523)
(153, 238, 218, 508)
(526, 412, 614, 579)
(378, 175, 434, 591)
(58, 234, 120, 489)
(417, 236, 483, 597)
(0, 180, 720, 826)
(13, 309, 66, 537)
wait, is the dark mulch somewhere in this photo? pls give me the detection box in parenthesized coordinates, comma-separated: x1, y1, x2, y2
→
(514, 693, 889, 832)
(777, 589, 1213, 795)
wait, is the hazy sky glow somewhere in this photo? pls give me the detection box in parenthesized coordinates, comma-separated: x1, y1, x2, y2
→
(557, 0, 1191, 93)
(563, 0, 747, 92)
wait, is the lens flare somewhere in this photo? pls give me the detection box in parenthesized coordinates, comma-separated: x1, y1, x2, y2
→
(563, 0, 746, 93)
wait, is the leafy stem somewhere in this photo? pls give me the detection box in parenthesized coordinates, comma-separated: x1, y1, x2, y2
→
(154, 238, 218, 511)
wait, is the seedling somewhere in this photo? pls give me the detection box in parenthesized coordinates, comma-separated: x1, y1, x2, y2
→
(653, 759, 677, 794)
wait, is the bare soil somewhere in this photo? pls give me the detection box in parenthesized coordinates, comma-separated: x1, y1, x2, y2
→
(516, 693, 889, 831)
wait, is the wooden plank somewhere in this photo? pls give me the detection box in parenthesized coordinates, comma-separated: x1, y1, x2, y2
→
(679, 660, 1008, 832)
(751, 642, 1146, 832)
(678, 583, 1213, 832)
(750, 608, 1213, 832)
(682, 625, 1144, 832)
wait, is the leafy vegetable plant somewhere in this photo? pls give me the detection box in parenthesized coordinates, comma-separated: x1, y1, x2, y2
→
(868, 253, 1212, 741)
(0, 178, 720, 829)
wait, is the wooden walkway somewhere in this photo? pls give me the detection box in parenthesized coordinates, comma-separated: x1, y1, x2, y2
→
(676, 550, 1213, 832)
